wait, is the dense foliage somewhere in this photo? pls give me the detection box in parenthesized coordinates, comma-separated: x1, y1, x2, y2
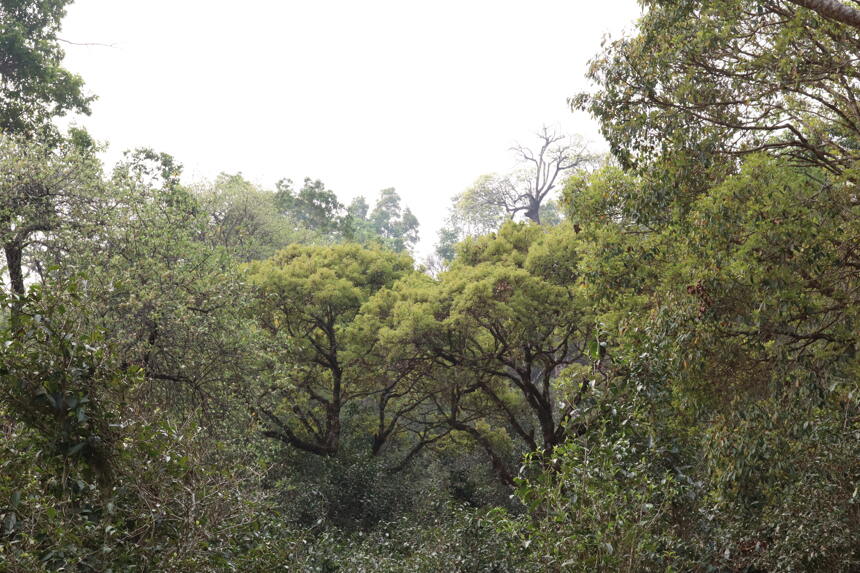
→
(0, 0, 92, 137)
(3, 0, 860, 571)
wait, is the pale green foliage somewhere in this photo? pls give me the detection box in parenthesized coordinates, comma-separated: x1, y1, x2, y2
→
(361, 222, 603, 486)
(246, 243, 414, 456)
(453, 174, 516, 233)
(195, 173, 309, 261)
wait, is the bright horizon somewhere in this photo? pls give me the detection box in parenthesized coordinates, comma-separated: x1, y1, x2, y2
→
(59, 0, 642, 258)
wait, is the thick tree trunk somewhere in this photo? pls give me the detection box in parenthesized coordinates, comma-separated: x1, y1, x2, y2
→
(787, 0, 860, 29)
(524, 199, 542, 224)
(4, 242, 25, 330)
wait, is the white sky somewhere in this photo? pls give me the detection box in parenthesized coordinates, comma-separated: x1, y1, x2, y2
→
(59, 0, 641, 258)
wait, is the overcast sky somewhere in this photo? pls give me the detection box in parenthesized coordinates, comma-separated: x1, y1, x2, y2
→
(59, 0, 641, 258)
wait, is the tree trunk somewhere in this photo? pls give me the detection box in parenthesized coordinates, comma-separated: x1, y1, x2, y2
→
(524, 199, 542, 224)
(4, 242, 25, 330)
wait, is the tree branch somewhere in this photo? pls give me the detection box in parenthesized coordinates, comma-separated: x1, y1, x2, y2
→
(787, 0, 860, 29)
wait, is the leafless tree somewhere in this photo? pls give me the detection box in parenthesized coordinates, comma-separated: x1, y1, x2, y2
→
(508, 127, 593, 223)
(456, 128, 594, 226)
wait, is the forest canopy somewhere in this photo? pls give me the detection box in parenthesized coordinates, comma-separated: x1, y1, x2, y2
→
(1, 1, 859, 571)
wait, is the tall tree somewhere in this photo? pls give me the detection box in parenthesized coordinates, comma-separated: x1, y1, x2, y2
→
(195, 173, 306, 262)
(457, 128, 592, 225)
(576, 0, 860, 188)
(274, 177, 350, 239)
(434, 129, 591, 264)
(347, 189, 420, 253)
(367, 188, 419, 253)
(553, 3, 860, 564)
(247, 244, 413, 456)
(0, 0, 93, 137)
(56, 150, 253, 414)
(508, 128, 592, 223)
(373, 223, 602, 485)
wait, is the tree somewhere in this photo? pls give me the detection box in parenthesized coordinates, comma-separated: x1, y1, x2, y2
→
(346, 195, 370, 221)
(508, 128, 592, 224)
(346, 189, 420, 253)
(367, 188, 419, 253)
(433, 129, 591, 264)
(449, 174, 512, 236)
(431, 225, 461, 266)
(50, 150, 256, 415)
(435, 184, 569, 266)
(370, 223, 603, 486)
(451, 174, 517, 231)
(561, 24, 860, 559)
(511, 419, 681, 571)
(0, 133, 102, 328)
(349, 273, 456, 463)
(0, 0, 93, 137)
(0, 277, 277, 571)
(0, 277, 121, 485)
(274, 177, 350, 239)
(576, 0, 860, 187)
(458, 128, 592, 226)
(246, 244, 413, 456)
(195, 173, 306, 262)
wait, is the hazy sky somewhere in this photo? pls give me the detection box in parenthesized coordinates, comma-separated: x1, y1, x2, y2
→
(59, 0, 641, 257)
